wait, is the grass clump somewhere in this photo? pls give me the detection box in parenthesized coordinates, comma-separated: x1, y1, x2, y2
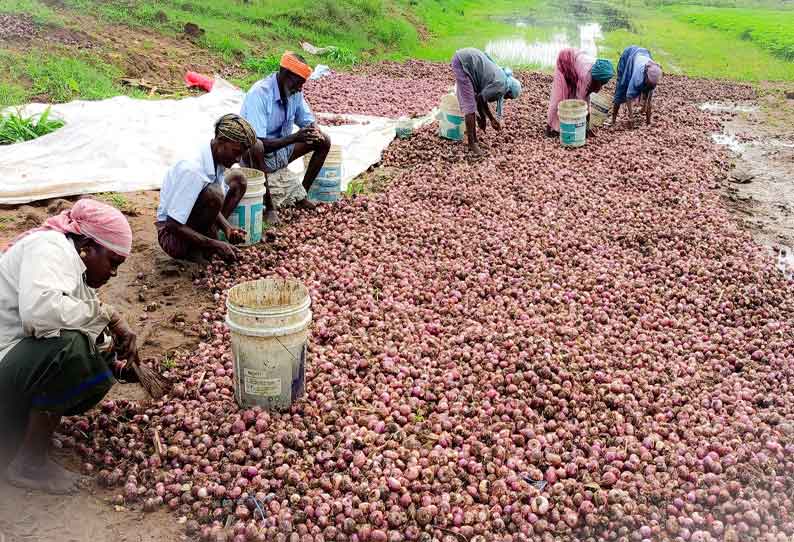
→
(0, 107, 64, 145)
(25, 54, 123, 102)
(601, 10, 794, 82)
(96, 192, 140, 215)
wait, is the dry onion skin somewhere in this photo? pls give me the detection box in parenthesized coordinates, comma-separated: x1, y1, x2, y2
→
(56, 66, 794, 542)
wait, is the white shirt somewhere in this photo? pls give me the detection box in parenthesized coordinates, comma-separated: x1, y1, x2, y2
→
(0, 231, 113, 363)
(156, 142, 227, 224)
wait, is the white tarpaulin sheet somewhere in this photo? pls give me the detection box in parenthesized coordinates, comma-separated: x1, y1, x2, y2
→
(0, 79, 399, 205)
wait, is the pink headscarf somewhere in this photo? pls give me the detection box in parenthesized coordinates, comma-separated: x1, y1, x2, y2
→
(6, 199, 132, 257)
(547, 48, 595, 132)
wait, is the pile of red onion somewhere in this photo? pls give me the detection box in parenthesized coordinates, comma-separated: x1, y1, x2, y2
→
(57, 66, 793, 542)
(303, 60, 452, 118)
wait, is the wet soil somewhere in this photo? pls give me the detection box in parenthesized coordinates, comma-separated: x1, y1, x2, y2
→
(703, 89, 794, 279)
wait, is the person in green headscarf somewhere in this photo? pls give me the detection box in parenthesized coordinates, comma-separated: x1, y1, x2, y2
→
(546, 48, 615, 137)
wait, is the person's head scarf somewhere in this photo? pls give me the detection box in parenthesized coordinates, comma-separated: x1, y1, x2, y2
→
(646, 61, 662, 87)
(280, 51, 313, 80)
(215, 113, 257, 149)
(5, 199, 133, 257)
(590, 59, 615, 83)
(496, 67, 522, 118)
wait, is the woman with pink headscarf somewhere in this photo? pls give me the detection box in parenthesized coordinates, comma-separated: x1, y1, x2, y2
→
(546, 48, 615, 137)
(0, 199, 139, 494)
(612, 45, 663, 127)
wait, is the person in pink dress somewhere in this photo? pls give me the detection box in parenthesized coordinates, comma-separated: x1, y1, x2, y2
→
(546, 48, 615, 137)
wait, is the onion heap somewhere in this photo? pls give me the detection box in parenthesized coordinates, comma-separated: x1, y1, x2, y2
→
(56, 65, 793, 542)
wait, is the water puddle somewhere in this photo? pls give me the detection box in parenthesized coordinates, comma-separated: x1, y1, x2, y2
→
(775, 246, 794, 280)
(486, 24, 603, 67)
(711, 132, 745, 154)
(704, 101, 794, 279)
(484, 0, 632, 67)
(700, 102, 760, 114)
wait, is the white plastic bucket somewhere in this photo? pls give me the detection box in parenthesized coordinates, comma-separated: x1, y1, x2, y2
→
(305, 145, 343, 203)
(228, 168, 265, 245)
(558, 99, 588, 148)
(438, 92, 466, 141)
(226, 278, 312, 411)
(589, 92, 612, 129)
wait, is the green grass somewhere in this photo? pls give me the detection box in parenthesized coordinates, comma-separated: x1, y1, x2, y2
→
(97, 192, 140, 215)
(0, 107, 64, 145)
(0, 0, 61, 24)
(0, 48, 145, 104)
(601, 8, 794, 81)
(676, 7, 794, 61)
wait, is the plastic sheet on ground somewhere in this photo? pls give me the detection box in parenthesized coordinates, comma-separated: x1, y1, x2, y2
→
(0, 78, 401, 205)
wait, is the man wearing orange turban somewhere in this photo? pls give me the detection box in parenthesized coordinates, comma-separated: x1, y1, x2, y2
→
(241, 51, 332, 224)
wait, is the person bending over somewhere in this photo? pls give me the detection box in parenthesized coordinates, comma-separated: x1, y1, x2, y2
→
(612, 45, 662, 128)
(450, 47, 522, 157)
(546, 48, 614, 137)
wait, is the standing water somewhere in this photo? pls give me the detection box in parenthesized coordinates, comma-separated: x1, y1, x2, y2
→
(486, 23, 603, 67)
(484, 0, 633, 67)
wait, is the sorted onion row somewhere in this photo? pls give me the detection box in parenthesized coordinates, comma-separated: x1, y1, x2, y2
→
(55, 64, 794, 542)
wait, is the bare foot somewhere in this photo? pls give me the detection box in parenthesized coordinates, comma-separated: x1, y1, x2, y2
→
(294, 198, 317, 211)
(264, 208, 280, 225)
(6, 456, 81, 494)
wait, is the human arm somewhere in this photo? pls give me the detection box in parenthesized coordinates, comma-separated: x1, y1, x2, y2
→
(645, 93, 653, 126)
(240, 86, 308, 152)
(611, 102, 621, 126)
(107, 309, 138, 364)
(464, 113, 482, 157)
(214, 213, 246, 245)
(164, 218, 238, 261)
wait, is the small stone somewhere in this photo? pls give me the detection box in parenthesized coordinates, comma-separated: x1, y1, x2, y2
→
(729, 169, 754, 184)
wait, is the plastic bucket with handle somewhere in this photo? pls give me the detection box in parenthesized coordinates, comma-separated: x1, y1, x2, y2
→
(558, 99, 588, 148)
(226, 278, 312, 411)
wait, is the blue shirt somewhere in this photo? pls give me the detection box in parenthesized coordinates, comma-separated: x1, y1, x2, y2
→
(626, 53, 652, 101)
(240, 74, 315, 140)
(156, 142, 226, 224)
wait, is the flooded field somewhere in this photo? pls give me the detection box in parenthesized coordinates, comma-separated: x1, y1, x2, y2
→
(484, 0, 632, 66)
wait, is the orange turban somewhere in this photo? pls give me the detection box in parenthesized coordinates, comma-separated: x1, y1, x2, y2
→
(280, 52, 312, 80)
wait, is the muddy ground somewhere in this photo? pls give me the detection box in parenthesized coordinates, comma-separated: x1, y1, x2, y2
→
(704, 89, 794, 279)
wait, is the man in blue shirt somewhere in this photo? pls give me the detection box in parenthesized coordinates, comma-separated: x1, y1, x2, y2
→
(241, 52, 331, 224)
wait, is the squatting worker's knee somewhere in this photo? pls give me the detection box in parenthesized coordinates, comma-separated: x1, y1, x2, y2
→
(225, 169, 248, 194)
(199, 183, 225, 211)
(318, 131, 332, 151)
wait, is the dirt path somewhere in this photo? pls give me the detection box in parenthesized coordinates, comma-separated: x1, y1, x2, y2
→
(704, 90, 794, 279)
